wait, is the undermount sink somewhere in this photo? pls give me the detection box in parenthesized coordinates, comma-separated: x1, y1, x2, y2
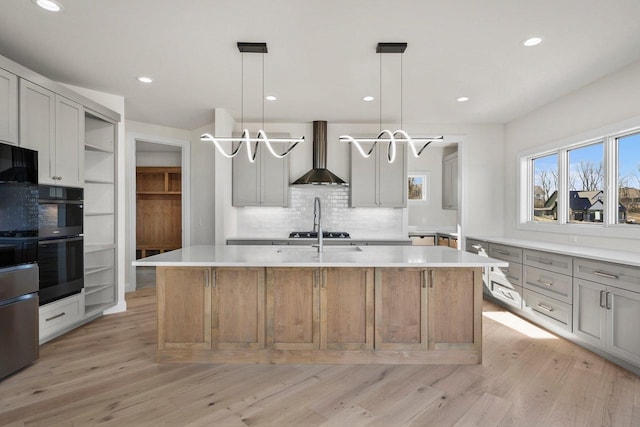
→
(276, 246, 363, 254)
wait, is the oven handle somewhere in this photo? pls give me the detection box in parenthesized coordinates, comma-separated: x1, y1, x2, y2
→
(38, 236, 84, 245)
(38, 199, 83, 205)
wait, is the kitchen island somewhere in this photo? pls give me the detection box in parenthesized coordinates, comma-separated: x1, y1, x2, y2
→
(133, 245, 507, 365)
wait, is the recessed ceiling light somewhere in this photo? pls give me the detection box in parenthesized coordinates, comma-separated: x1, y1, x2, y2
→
(522, 37, 542, 47)
(457, 96, 469, 102)
(34, 0, 63, 12)
(265, 95, 277, 101)
(137, 76, 153, 84)
(363, 96, 375, 102)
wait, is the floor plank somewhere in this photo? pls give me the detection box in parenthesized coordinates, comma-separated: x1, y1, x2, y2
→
(0, 289, 638, 426)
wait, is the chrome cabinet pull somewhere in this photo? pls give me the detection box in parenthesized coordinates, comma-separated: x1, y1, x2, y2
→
(536, 303, 554, 312)
(495, 249, 509, 255)
(537, 279, 553, 287)
(46, 312, 66, 322)
(537, 258, 553, 265)
(472, 244, 482, 250)
(599, 290, 606, 308)
(594, 271, 618, 280)
(606, 292, 612, 310)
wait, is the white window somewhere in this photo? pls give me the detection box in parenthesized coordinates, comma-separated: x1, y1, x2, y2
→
(519, 122, 640, 238)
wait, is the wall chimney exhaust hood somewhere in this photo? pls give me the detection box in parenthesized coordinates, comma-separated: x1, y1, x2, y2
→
(291, 121, 347, 185)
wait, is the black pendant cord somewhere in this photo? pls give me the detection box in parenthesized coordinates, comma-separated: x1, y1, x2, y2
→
(262, 51, 265, 131)
(379, 52, 382, 134)
(400, 52, 403, 131)
(240, 52, 244, 131)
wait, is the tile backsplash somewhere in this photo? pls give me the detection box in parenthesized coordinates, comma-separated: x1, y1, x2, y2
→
(234, 186, 404, 238)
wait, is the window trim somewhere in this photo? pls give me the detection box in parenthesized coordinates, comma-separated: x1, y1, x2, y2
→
(517, 116, 640, 240)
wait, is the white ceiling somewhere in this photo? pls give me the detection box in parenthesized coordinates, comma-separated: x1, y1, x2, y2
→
(2, 0, 640, 130)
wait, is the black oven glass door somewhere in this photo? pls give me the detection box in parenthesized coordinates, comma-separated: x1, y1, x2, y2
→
(38, 237, 84, 305)
(38, 200, 83, 239)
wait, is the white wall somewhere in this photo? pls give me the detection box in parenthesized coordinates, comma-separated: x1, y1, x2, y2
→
(136, 151, 181, 167)
(504, 59, 640, 252)
(190, 122, 217, 245)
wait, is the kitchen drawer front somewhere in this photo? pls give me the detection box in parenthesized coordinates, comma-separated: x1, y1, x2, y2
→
(523, 249, 572, 276)
(489, 243, 523, 264)
(466, 239, 488, 256)
(523, 289, 572, 332)
(39, 293, 83, 338)
(574, 258, 640, 293)
(489, 262, 522, 286)
(490, 278, 523, 309)
(523, 265, 572, 304)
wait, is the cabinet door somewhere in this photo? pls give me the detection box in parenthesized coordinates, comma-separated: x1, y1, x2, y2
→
(607, 286, 640, 366)
(0, 68, 18, 144)
(573, 278, 606, 348)
(350, 142, 378, 207)
(321, 268, 374, 350)
(232, 142, 260, 206)
(157, 267, 212, 350)
(377, 142, 407, 207)
(374, 268, 427, 350)
(442, 155, 458, 210)
(260, 143, 289, 207)
(266, 268, 320, 350)
(20, 79, 55, 184)
(55, 95, 84, 187)
(211, 268, 265, 350)
(428, 268, 480, 352)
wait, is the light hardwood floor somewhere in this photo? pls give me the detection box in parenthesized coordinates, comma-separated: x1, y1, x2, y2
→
(1, 289, 638, 426)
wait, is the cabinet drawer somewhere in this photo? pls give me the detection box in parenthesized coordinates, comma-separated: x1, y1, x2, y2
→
(490, 262, 522, 286)
(490, 279, 523, 309)
(523, 289, 572, 332)
(489, 243, 523, 263)
(523, 266, 572, 304)
(466, 239, 488, 256)
(574, 258, 640, 293)
(523, 249, 572, 276)
(39, 293, 82, 337)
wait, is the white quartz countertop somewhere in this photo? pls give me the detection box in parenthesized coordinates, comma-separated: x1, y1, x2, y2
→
(133, 245, 508, 268)
(467, 236, 640, 267)
(226, 237, 412, 243)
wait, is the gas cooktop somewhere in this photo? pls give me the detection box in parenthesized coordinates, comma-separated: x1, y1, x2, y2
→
(289, 231, 350, 239)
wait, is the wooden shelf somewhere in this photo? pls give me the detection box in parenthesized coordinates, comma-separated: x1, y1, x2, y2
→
(136, 191, 181, 195)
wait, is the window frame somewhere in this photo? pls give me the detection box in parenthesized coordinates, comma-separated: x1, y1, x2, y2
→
(517, 117, 640, 239)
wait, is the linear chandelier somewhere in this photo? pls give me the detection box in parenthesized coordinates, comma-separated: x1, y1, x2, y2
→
(340, 43, 443, 163)
(200, 42, 304, 163)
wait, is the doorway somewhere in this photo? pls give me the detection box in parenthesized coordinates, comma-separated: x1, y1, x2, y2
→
(131, 138, 189, 290)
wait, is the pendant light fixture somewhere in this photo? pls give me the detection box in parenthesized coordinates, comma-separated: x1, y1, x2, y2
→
(340, 42, 443, 163)
(200, 42, 304, 162)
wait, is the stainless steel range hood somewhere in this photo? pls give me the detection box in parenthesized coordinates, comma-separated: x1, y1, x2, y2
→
(291, 121, 347, 185)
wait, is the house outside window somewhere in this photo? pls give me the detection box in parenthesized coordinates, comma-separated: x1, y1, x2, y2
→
(519, 122, 640, 237)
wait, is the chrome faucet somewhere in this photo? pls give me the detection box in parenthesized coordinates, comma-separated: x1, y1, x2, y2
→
(313, 197, 323, 253)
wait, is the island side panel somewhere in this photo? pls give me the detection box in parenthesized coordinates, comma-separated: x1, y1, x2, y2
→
(157, 266, 212, 350)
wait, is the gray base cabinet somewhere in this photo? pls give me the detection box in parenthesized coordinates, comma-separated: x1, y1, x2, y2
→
(467, 238, 640, 373)
(0, 67, 18, 144)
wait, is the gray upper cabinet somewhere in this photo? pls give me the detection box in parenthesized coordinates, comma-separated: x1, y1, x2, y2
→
(233, 142, 289, 207)
(0, 68, 18, 145)
(20, 79, 84, 187)
(442, 152, 458, 210)
(350, 142, 407, 208)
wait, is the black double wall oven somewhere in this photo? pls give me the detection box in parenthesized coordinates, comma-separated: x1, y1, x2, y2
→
(37, 185, 84, 306)
(0, 142, 39, 380)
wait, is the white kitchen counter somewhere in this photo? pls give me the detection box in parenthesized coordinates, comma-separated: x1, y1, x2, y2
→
(133, 245, 507, 268)
(467, 236, 640, 268)
(226, 237, 412, 245)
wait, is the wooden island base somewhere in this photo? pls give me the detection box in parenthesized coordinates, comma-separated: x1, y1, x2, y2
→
(156, 266, 483, 365)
